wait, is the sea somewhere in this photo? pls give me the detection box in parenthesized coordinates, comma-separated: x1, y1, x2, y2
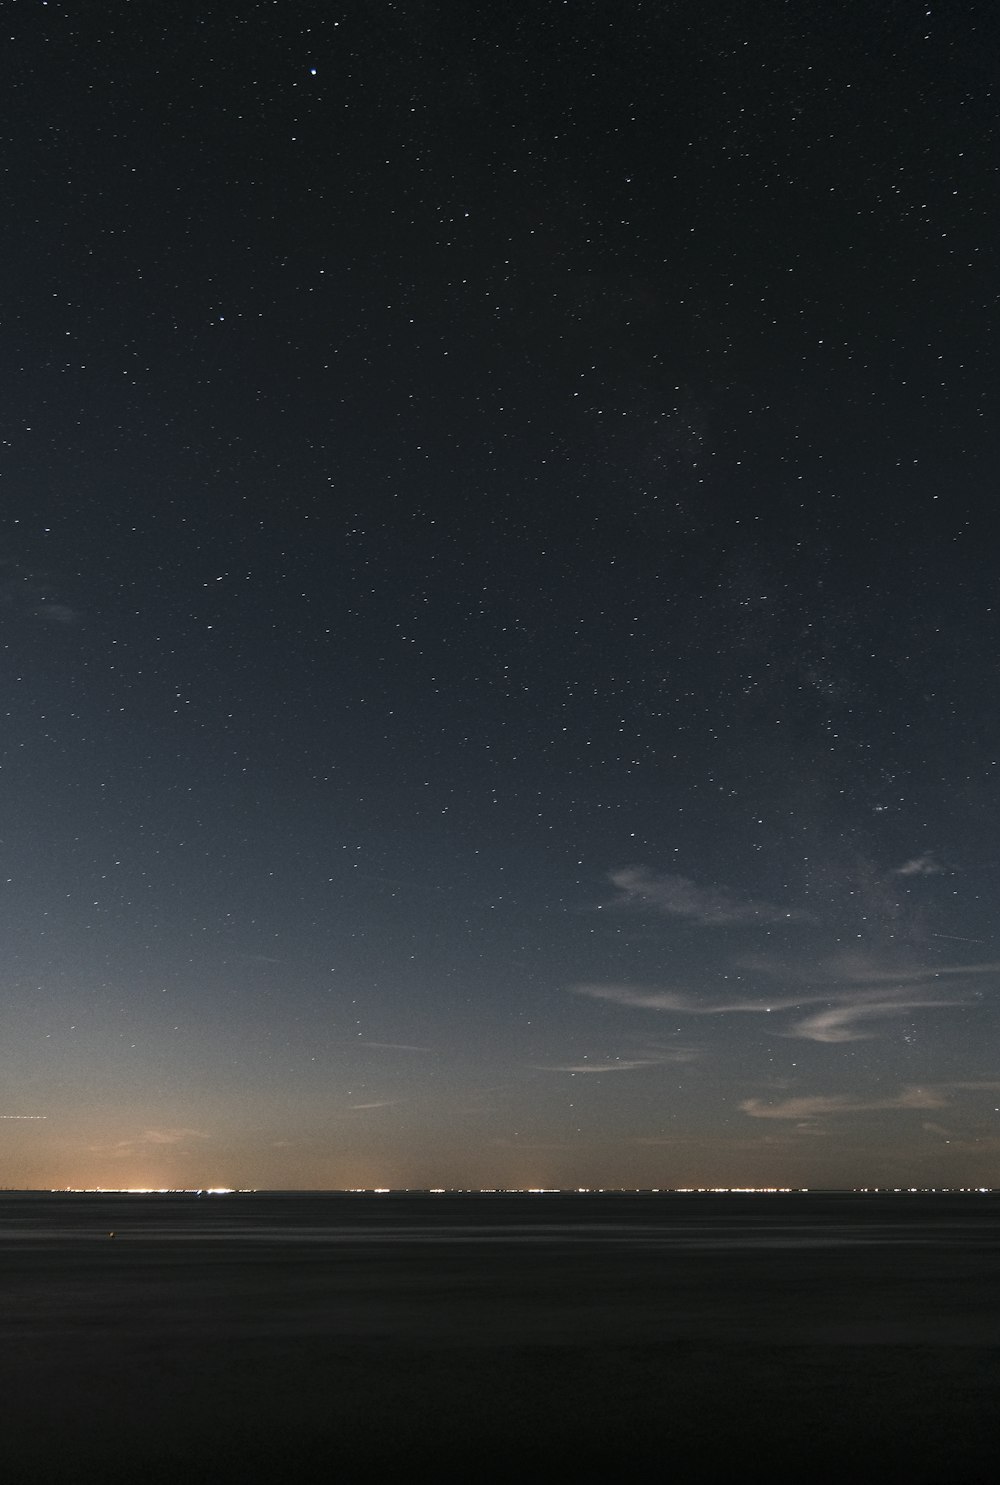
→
(2, 1190, 998, 1482)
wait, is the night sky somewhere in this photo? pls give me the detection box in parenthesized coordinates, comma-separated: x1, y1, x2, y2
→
(3, 1, 998, 1191)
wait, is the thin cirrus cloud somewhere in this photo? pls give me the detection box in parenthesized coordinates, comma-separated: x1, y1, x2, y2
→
(533, 1059, 667, 1074)
(358, 1041, 433, 1053)
(35, 602, 80, 626)
(738, 948, 1000, 995)
(894, 853, 947, 876)
(606, 867, 814, 925)
(819, 957, 1000, 986)
(574, 982, 821, 1018)
(790, 995, 963, 1043)
(572, 981, 971, 1043)
(532, 1047, 699, 1074)
(740, 1087, 950, 1120)
(89, 1127, 210, 1155)
(138, 1127, 209, 1145)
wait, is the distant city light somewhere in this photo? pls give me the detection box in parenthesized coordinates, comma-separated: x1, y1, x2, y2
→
(52, 1187, 244, 1195)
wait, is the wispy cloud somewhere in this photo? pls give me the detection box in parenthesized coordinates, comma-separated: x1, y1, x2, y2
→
(533, 1059, 661, 1074)
(894, 853, 947, 877)
(358, 1041, 433, 1053)
(817, 955, 1000, 987)
(489, 1138, 576, 1150)
(532, 1047, 698, 1074)
(573, 982, 821, 1016)
(631, 1132, 704, 1147)
(0, 563, 81, 626)
(605, 868, 814, 926)
(573, 977, 974, 1044)
(788, 995, 960, 1044)
(741, 1087, 948, 1120)
(140, 1127, 208, 1145)
(36, 602, 80, 625)
(89, 1127, 209, 1156)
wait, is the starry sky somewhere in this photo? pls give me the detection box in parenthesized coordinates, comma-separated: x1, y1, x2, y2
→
(3, 0, 999, 1190)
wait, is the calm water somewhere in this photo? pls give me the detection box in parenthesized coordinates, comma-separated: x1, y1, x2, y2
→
(1, 1188, 997, 1248)
(2, 1192, 999, 1481)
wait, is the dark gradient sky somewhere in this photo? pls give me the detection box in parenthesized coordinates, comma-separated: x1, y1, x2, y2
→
(3, 1, 999, 1189)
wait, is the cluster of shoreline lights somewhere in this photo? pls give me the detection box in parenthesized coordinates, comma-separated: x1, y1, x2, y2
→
(53, 1188, 242, 1195)
(54, 1186, 802, 1196)
(50, 1186, 995, 1196)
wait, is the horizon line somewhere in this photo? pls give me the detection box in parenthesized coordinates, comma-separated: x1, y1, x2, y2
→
(0, 1185, 994, 1197)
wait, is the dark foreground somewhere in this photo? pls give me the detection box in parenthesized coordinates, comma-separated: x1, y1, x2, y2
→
(1, 1191, 998, 1483)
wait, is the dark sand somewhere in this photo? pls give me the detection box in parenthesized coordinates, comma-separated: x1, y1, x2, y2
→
(2, 1193, 998, 1482)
